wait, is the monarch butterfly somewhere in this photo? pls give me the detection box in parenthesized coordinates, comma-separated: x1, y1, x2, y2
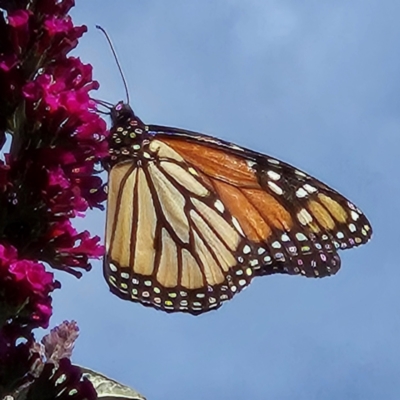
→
(103, 101, 372, 315)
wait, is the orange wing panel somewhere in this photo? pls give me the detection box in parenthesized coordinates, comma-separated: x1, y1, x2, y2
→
(242, 188, 293, 232)
(161, 138, 259, 187)
(212, 180, 272, 242)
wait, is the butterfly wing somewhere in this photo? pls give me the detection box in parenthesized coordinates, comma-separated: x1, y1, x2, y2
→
(151, 126, 372, 277)
(104, 124, 372, 314)
(105, 142, 256, 314)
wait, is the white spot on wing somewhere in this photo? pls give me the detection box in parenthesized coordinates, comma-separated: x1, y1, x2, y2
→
(109, 276, 117, 287)
(295, 170, 307, 177)
(232, 217, 244, 235)
(214, 200, 225, 213)
(243, 245, 251, 254)
(336, 232, 345, 239)
(351, 211, 359, 221)
(304, 183, 317, 193)
(267, 170, 281, 180)
(296, 232, 308, 241)
(268, 181, 283, 195)
(347, 201, 356, 210)
(188, 167, 198, 176)
(236, 270, 243, 275)
(296, 187, 308, 198)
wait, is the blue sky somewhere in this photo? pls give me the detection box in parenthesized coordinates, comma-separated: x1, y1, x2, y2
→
(48, 1, 399, 399)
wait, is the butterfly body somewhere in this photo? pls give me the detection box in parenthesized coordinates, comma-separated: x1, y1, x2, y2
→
(104, 101, 372, 315)
(107, 103, 149, 167)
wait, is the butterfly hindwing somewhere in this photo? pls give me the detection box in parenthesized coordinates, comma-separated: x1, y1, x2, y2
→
(105, 143, 262, 314)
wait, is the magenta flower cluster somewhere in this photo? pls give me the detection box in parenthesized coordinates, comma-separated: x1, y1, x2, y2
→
(0, 3, 106, 275)
(0, 243, 58, 329)
(0, 0, 108, 398)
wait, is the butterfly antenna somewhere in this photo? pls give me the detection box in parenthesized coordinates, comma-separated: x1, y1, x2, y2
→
(94, 98, 113, 108)
(96, 25, 130, 104)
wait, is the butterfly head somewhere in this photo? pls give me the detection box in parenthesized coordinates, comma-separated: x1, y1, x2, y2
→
(110, 101, 136, 125)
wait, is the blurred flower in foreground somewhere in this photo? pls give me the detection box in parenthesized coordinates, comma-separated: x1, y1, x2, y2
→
(0, 320, 96, 400)
(4, 320, 145, 400)
(26, 321, 96, 400)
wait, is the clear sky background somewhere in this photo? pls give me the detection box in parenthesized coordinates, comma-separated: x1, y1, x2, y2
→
(47, 1, 399, 399)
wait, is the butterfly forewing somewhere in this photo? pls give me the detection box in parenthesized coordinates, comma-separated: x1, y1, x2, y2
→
(153, 130, 371, 276)
(104, 103, 372, 314)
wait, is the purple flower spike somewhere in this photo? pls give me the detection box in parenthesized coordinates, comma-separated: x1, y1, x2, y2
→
(42, 320, 80, 363)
